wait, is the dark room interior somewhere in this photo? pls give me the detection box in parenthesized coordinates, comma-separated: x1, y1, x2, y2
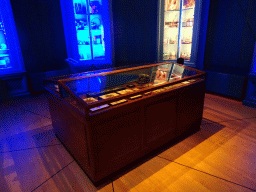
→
(1, 0, 256, 191)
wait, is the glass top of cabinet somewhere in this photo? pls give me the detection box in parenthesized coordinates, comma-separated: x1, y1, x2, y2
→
(51, 63, 200, 98)
(56, 62, 199, 81)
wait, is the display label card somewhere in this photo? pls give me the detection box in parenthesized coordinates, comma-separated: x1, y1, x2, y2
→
(90, 104, 109, 112)
(110, 99, 127, 106)
(130, 95, 142, 100)
(144, 91, 152, 96)
(152, 89, 164, 94)
(99, 93, 119, 99)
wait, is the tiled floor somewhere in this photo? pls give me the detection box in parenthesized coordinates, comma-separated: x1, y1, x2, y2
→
(1, 93, 256, 191)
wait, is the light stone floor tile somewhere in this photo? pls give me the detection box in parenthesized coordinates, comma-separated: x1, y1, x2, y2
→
(0, 145, 73, 192)
(0, 111, 52, 140)
(203, 94, 256, 122)
(0, 125, 60, 153)
(113, 157, 253, 192)
(0, 93, 51, 119)
(1, 93, 256, 191)
(33, 161, 113, 192)
(158, 122, 256, 190)
(19, 93, 51, 119)
(158, 123, 226, 161)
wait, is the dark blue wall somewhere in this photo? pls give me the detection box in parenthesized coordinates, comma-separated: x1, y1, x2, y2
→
(204, 0, 256, 75)
(112, 0, 158, 67)
(10, 0, 158, 71)
(9, 0, 67, 73)
(203, 0, 256, 100)
(10, 0, 256, 88)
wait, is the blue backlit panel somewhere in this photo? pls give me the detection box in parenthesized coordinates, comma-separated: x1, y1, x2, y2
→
(73, 0, 105, 61)
(0, 0, 24, 74)
(61, 0, 112, 67)
(0, 14, 11, 69)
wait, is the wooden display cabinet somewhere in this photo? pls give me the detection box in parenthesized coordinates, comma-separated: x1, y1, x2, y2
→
(44, 62, 206, 185)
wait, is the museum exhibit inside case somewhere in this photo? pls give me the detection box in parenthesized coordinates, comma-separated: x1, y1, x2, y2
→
(44, 62, 206, 184)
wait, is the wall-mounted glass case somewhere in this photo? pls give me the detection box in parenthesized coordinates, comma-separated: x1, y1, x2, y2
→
(60, 0, 113, 69)
(0, 0, 25, 74)
(158, 0, 203, 66)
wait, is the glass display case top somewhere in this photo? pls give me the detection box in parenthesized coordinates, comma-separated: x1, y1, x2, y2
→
(44, 63, 205, 113)
(55, 63, 198, 102)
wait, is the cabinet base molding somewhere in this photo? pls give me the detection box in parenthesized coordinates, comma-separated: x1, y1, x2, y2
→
(0, 71, 29, 102)
(243, 73, 256, 108)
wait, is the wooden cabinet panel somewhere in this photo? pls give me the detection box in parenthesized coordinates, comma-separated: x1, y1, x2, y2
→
(89, 108, 143, 178)
(176, 81, 205, 136)
(144, 95, 177, 147)
(48, 94, 92, 176)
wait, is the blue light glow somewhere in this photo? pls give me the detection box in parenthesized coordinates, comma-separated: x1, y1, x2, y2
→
(61, 0, 112, 65)
(0, 14, 11, 69)
(0, 0, 25, 74)
(73, 0, 105, 61)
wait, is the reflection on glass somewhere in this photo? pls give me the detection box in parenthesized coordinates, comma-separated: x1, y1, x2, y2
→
(0, 14, 11, 69)
(73, 0, 105, 61)
(63, 63, 199, 103)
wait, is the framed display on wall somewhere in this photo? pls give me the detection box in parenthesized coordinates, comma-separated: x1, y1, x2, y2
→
(0, 0, 25, 74)
(60, 0, 114, 70)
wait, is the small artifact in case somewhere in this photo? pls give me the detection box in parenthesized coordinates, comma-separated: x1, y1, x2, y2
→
(83, 97, 98, 103)
(110, 99, 128, 106)
(127, 84, 136, 88)
(130, 95, 142, 100)
(137, 74, 150, 85)
(99, 93, 119, 99)
(117, 89, 134, 95)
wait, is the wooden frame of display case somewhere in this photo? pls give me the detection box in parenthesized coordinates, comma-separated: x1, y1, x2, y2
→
(45, 62, 206, 185)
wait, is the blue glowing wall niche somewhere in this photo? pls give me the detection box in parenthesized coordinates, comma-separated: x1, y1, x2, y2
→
(0, 14, 10, 69)
(60, 0, 113, 66)
(0, 0, 24, 73)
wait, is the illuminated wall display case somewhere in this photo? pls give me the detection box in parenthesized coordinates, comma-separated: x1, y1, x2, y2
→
(158, 0, 202, 66)
(0, 0, 28, 101)
(60, 0, 114, 70)
(45, 62, 206, 184)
